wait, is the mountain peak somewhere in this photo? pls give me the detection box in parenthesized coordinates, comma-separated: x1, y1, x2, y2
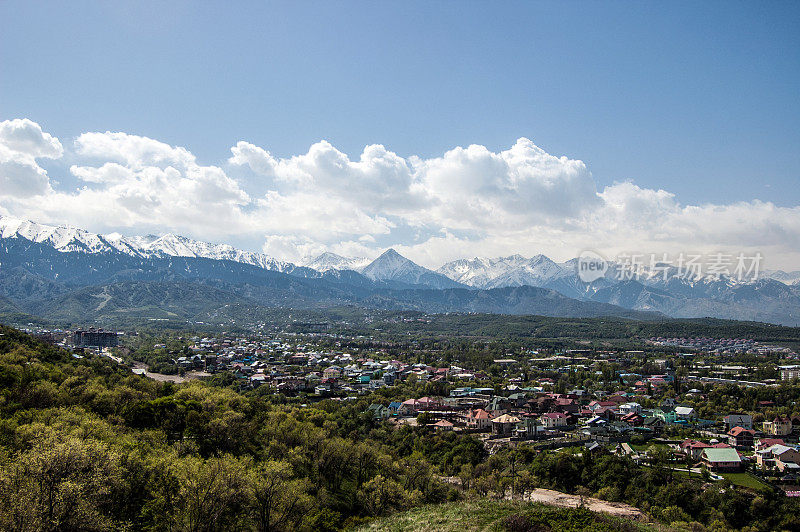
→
(302, 252, 371, 272)
(379, 248, 405, 259)
(316, 251, 345, 259)
(362, 249, 462, 289)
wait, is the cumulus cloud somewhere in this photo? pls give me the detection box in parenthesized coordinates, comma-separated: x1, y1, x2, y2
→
(231, 140, 425, 212)
(0, 118, 63, 197)
(75, 131, 194, 168)
(0, 119, 63, 159)
(1, 118, 799, 270)
(56, 131, 250, 235)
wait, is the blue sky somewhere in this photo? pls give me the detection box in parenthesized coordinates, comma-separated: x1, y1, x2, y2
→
(1, 1, 799, 267)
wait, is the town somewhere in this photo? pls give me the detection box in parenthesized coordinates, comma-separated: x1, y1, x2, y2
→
(26, 321, 800, 498)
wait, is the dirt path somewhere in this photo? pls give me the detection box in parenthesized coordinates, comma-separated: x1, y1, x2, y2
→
(522, 488, 647, 521)
(132, 361, 186, 383)
(131, 361, 212, 383)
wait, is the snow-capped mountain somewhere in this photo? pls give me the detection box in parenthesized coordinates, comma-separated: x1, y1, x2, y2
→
(300, 252, 371, 272)
(0, 216, 142, 256)
(438, 252, 793, 291)
(763, 270, 800, 285)
(0, 215, 294, 272)
(361, 249, 464, 289)
(128, 233, 295, 272)
(437, 254, 569, 289)
(2, 214, 798, 324)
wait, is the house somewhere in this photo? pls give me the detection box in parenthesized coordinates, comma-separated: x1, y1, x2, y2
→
(249, 374, 267, 387)
(606, 394, 628, 405)
(314, 384, 332, 396)
(554, 397, 580, 414)
(681, 439, 712, 460)
(660, 397, 677, 409)
(540, 412, 568, 428)
(464, 409, 493, 430)
(728, 426, 756, 449)
(620, 412, 644, 427)
(643, 416, 665, 434)
(619, 402, 642, 415)
(585, 441, 603, 453)
(654, 408, 678, 423)
(723, 414, 753, 431)
(508, 393, 529, 408)
(584, 415, 607, 427)
(367, 404, 391, 419)
(779, 365, 800, 381)
(589, 400, 617, 412)
(756, 444, 800, 472)
(702, 447, 742, 471)
(387, 401, 403, 414)
(488, 396, 512, 415)
(674, 406, 697, 422)
(763, 416, 793, 437)
(398, 399, 420, 415)
(431, 419, 454, 432)
(416, 396, 441, 411)
(513, 416, 541, 440)
(756, 438, 786, 452)
(526, 396, 553, 413)
(491, 414, 521, 435)
(756, 444, 800, 473)
(323, 366, 341, 379)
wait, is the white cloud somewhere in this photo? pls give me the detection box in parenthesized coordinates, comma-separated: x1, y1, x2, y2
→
(75, 131, 194, 168)
(1, 118, 799, 270)
(0, 118, 63, 197)
(231, 139, 426, 213)
(0, 118, 63, 159)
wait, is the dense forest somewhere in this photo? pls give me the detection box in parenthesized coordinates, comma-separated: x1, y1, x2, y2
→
(1, 324, 799, 531)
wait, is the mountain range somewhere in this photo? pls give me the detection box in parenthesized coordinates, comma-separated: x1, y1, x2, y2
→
(1, 215, 799, 325)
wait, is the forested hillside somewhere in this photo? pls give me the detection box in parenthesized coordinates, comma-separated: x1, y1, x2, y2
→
(0, 325, 462, 530)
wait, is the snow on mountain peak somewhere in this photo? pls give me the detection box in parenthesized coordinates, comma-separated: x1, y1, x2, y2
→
(437, 254, 568, 288)
(302, 252, 371, 272)
(0, 214, 293, 271)
(361, 249, 462, 288)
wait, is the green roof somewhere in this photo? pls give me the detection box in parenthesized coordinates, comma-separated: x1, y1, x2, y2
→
(702, 448, 741, 462)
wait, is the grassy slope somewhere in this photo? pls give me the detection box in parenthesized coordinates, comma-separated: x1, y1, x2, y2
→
(357, 500, 666, 532)
(720, 472, 771, 490)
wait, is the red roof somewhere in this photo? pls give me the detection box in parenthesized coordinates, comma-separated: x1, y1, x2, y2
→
(728, 426, 755, 437)
(681, 439, 711, 450)
(468, 409, 492, 420)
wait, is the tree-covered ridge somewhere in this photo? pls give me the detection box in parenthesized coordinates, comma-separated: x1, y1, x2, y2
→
(0, 325, 463, 530)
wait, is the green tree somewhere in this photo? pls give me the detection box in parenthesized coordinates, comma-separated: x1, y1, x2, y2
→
(248, 460, 312, 532)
